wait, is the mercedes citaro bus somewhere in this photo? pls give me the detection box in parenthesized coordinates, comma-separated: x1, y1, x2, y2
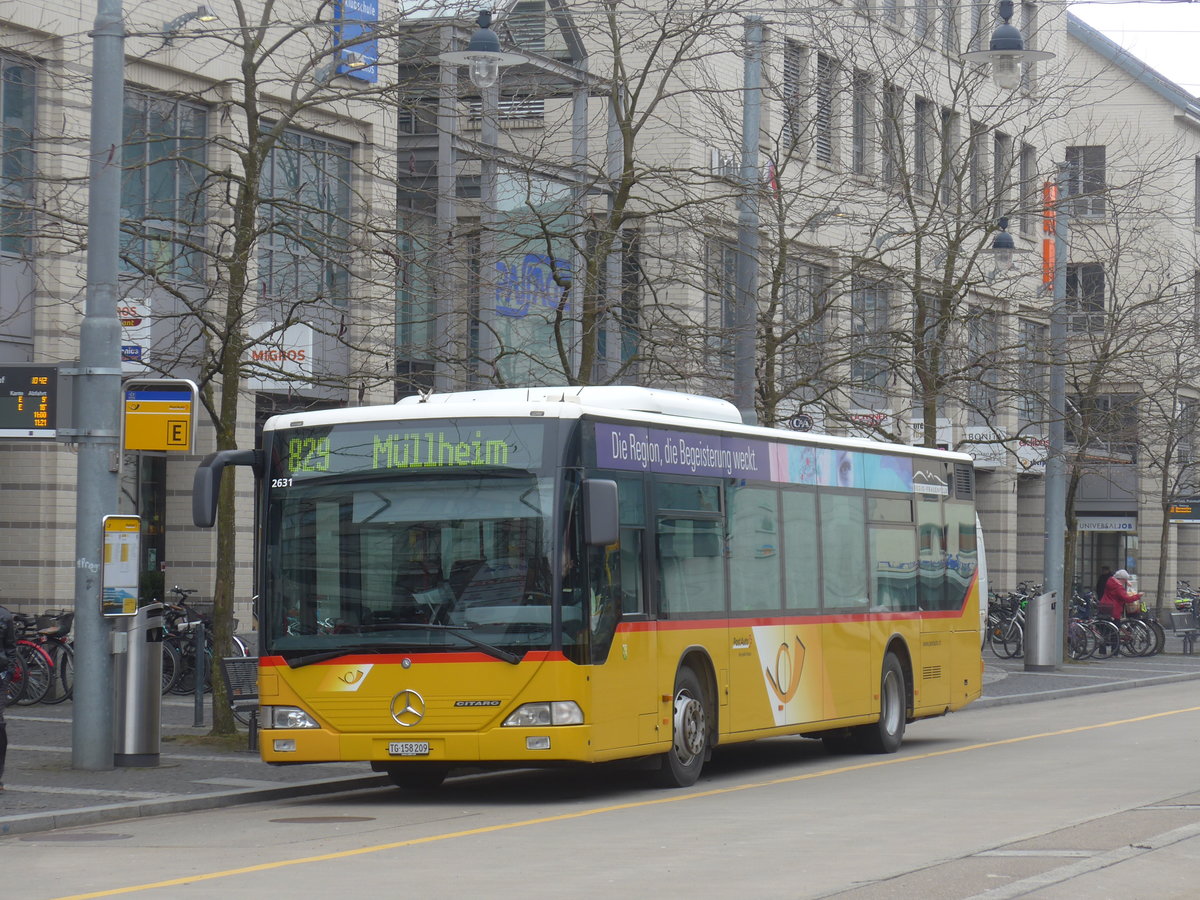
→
(193, 386, 986, 789)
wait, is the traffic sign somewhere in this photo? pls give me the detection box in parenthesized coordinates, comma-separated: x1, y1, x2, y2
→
(0, 364, 59, 438)
(123, 379, 197, 452)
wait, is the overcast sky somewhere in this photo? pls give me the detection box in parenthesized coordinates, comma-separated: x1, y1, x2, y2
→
(1069, 1, 1200, 94)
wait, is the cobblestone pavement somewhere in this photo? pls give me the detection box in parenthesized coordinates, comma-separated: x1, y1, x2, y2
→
(4, 648, 1200, 837)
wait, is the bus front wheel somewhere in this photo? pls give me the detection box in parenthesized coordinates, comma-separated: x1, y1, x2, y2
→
(655, 667, 708, 788)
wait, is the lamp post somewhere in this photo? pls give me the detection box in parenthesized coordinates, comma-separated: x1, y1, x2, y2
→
(440, 11, 524, 383)
(1042, 163, 1070, 669)
(72, 0, 125, 770)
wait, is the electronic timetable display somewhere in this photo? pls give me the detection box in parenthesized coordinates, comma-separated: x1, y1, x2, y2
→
(0, 364, 58, 438)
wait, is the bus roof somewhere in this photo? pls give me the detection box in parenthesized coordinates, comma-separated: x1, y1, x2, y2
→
(263, 385, 974, 464)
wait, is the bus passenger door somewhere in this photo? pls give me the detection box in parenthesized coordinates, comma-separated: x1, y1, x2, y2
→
(587, 481, 658, 753)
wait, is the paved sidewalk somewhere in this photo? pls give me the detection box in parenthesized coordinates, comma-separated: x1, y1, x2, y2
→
(4, 649, 1200, 838)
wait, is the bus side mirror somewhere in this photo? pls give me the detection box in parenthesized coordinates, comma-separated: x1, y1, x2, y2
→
(193, 449, 262, 527)
(583, 479, 619, 547)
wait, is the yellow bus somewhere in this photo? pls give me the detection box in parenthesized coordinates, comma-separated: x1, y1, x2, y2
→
(194, 386, 986, 789)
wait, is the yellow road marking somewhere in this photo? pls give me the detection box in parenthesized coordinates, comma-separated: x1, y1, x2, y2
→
(49, 704, 1200, 900)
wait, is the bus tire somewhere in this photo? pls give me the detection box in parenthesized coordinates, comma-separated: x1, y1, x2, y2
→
(857, 652, 907, 754)
(384, 765, 449, 791)
(655, 667, 708, 788)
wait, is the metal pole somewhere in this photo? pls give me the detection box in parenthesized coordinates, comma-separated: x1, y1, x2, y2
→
(71, 0, 125, 770)
(1033, 162, 1069, 671)
(734, 17, 762, 426)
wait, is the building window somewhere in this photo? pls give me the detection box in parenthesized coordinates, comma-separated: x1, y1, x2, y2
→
(914, 97, 935, 196)
(506, 1, 547, 52)
(259, 128, 352, 304)
(993, 130, 1012, 217)
(913, 0, 933, 42)
(852, 71, 869, 176)
(1020, 1, 1041, 90)
(1018, 143, 1037, 235)
(942, 0, 959, 54)
(1, 57, 35, 257)
(1066, 263, 1105, 332)
(940, 107, 955, 206)
(121, 92, 208, 281)
(1017, 318, 1046, 427)
(966, 309, 999, 425)
(1069, 393, 1138, 463)
(879, 0, 900, 26)
(1065, 145, 1106, 217)
(815, 53, 837, 165)
(850, 275, 890, 395)
(1178, 399, 1197, 467)
(705, 239, 738, 373)
(782, 40, 805, 153)
(1194, 157, 1200, 228)
(968, 121, 987, 213)
(967, 0, 988, 52)
(620, 229, 642, 371)
(781, 260, 829, 385)
(880, 83, 902, 189)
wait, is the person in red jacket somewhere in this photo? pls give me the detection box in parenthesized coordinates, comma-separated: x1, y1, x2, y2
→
(1099, 569, 1141, 621)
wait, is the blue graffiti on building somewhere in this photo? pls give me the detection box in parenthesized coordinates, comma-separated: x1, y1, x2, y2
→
(495, 253, 572, 318)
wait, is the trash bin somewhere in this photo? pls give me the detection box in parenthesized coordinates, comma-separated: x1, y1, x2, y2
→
(113, 602, 164, 767)
(1024, 591, 1059, 672)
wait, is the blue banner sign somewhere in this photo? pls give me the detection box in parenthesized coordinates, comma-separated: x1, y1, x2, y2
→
(334, 0, 379, 83)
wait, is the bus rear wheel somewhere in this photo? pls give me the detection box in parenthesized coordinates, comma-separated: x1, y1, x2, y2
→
(655, 667, 708, 788)
(821, 652, 906, 755)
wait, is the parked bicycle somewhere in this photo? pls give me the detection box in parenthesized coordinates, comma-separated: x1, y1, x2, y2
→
(161, 586, 249, 696)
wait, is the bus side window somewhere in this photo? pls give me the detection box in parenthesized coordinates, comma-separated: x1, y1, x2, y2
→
(616, 476, 645, 616)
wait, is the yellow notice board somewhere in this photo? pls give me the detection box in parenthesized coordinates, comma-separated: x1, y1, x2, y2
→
(123, 379, 196, 451)
(102, 515, 141, 616)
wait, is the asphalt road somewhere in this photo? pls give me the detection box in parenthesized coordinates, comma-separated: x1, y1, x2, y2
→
(10, 675, 1200, 899)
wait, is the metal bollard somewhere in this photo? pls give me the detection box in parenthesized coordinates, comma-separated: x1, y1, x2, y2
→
(193, 621, 206, 727)
(1024, 591, 1059, 672)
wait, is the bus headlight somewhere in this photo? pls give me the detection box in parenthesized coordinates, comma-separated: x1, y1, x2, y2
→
(267, 706, 321, 729)
(503, 701, 584, 727)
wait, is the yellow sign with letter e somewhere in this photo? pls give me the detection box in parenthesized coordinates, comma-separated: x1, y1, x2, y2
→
(123, 380, 196, 452)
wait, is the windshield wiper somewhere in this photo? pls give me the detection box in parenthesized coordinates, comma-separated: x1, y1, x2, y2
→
(371, 623, 522, 665)
(283, 645, 389, 668)
(281, 625, 521, 667)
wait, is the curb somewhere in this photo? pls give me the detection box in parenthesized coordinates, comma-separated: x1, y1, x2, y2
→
(0, 774, 390, 838)
(972, 669, 1200, 710)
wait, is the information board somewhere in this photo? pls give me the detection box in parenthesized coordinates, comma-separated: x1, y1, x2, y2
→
(0, 364, 58, 438)
(102, 515, 142, 616)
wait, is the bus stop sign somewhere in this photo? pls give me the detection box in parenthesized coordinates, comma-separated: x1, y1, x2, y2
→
(124, 379, 197, 452)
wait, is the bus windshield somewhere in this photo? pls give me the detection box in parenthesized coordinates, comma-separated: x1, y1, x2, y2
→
(262, 471, 557, 661)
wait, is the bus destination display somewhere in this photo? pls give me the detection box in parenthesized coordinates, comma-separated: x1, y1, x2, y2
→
(273, 421, 545, 480)
(0, 364, 57, 438)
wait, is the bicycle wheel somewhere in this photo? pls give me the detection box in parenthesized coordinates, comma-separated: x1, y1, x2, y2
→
(999, 619, 1024, 659)
(14, 640, 52, 705)
(1147, 619, 1166, 656)
(1067, 620, 1094, 660)
(161, 639, 182, 694)
(2, 654, 27, 705)
(1090, 620, 1119, 659)
(1119, 619, 1154, 657)
(41, 639, 74, 705)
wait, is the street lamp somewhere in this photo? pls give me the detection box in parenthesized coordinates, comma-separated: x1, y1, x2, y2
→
(962, 0, 1055, 90)
(440, 10, 525, 90)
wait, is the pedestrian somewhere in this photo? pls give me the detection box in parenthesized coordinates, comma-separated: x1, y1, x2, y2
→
(1099, 569, 1141, 622)
(0, 601, 16, 791)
